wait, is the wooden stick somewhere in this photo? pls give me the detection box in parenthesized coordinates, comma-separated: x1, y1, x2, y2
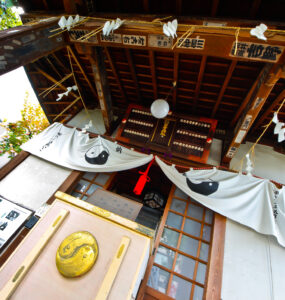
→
(78, 25, 104, 41)
(95, 236, 131, 300)
(53, 96, 81, 121)
(0, 209, 69, 300)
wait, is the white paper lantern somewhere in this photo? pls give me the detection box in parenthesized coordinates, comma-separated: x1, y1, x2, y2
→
(151, 99, 169, 119)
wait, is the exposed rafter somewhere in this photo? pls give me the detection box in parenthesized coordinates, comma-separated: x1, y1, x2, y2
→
(193, 55, 207, 112)
(125, 49, 142, 104)
(230, 67, 265, 127)
(172, 53, 179, 110)
(252, 89, 285, 132)
(67, 46, 98, 100)
(105, 47, 127, 103)
(149, 50, 158, 99)
(211, 60, 237, 118)
(250, 0, 261, 18)
(211, 0, 220, 17)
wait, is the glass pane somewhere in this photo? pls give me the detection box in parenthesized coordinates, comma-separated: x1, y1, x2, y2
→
(95, 173, 110, 185)
(174, 254, 195, 279)
(179, 235, 199, 257)
(82, 172, 97, 181)
(171, 198, 186, 214)
(154, 246, 175, 269)
(166, 212, 183, 230)
(75, 179, 89, 193)
(161, 228, 179, 248)
(71, 191, 81, 198)
(168, 275, 191, 300)
(187, 203, 204, 221)
(196, 263, 207, 284)
(183, 218, 201, 237)
(148, 266, 170, 294)
(205, 209, 213, 224)
(86, 184, 100, 195)
(202, 225, 212, 242)
(81, 195, 88, 201)
(193, 285, 204, 300)
(174, 188, 188, 200)
(199, 243, 209, 262)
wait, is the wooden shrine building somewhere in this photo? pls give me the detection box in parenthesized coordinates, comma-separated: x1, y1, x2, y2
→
(0, 1, 285, 300)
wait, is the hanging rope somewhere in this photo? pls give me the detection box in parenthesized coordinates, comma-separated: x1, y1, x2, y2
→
(234, 27, 240, 55)
(238, 98, 285, 172)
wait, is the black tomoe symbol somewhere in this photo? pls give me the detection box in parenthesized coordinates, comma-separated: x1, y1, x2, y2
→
(186, 178, 219, 196)
(85, 144, 110, 165)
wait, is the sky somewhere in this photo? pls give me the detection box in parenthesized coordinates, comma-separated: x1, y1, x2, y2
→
(0, 67, 39, 123)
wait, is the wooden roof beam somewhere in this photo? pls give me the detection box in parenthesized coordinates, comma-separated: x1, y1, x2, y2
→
(230, 66, 265, 127)
(252, 89, 285, 132)
(35, 66, 77, 98)
(222, 63, 283, 165)
(211, 60, 237, 118)
(172, 53, 179, 110)
(0, 19, 65, 76)
(105, 47, 127, 103)
(125, 49, 142, 104)
(67, 46, 98, 99)
(176, 0, 182, 15)
(149, 50, 158, 99)
(193, 55, 207, 113)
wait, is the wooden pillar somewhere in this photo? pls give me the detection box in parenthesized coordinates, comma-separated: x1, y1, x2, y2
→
(86, 47, 115, 135)
(222, 63, 282, 164)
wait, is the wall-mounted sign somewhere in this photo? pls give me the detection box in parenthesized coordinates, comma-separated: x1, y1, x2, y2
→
(148, 34, 172, 48)
(122, 35, 146, 46)
(230, 42, 284, 62)
(241, 114, 252, 130)
(252, 97, 264, 111)
(234, 130, 247, 144)
(177, 37, 205, 49)
(226, 146, 237, 158)
(100, 33, 122, 43)
(69, 30, 98, 43)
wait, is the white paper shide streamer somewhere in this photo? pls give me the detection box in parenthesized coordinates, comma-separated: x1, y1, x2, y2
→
(272, 112, 285, 142)
(163, 19, 178, 38)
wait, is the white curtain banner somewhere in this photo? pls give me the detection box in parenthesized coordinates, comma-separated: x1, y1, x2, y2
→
(156, 157, 285, 247)
(22, 123, 153, 172)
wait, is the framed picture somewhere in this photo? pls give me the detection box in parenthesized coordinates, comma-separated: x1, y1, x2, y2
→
(0, 196, 33, 250)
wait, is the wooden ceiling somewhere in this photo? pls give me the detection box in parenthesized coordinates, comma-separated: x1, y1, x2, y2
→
(18, 0, 285, 22)
(2, 0, 284, 158)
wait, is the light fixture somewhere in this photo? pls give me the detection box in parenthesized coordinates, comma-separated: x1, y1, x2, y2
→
(151, 82, 176, 119)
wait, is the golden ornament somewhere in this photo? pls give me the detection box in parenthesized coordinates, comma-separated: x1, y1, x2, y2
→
(56, 231, 98, 277)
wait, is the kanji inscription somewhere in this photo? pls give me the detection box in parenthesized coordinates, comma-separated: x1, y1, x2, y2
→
(230, 42, 284, 62)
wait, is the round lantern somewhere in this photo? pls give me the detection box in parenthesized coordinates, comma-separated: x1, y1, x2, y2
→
(150, 99, 170, 119)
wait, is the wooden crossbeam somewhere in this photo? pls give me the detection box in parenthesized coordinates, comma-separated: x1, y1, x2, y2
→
(211, 60, 237, 118)
(252, 89, 285, 132)
(193, 55, 207, 112)
(172, 53, 179, 110)
(222, 64, 282, 164)
(105, 47, 127, 103)
(67, 46, 98, 99)
(149, 50, 158, 99)
(125, 49, 142, 104)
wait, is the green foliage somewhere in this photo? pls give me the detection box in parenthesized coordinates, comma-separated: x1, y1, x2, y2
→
(0, 1, 22, 30)
(0, 92, 50, 158)
(0, 121, 31, 158)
